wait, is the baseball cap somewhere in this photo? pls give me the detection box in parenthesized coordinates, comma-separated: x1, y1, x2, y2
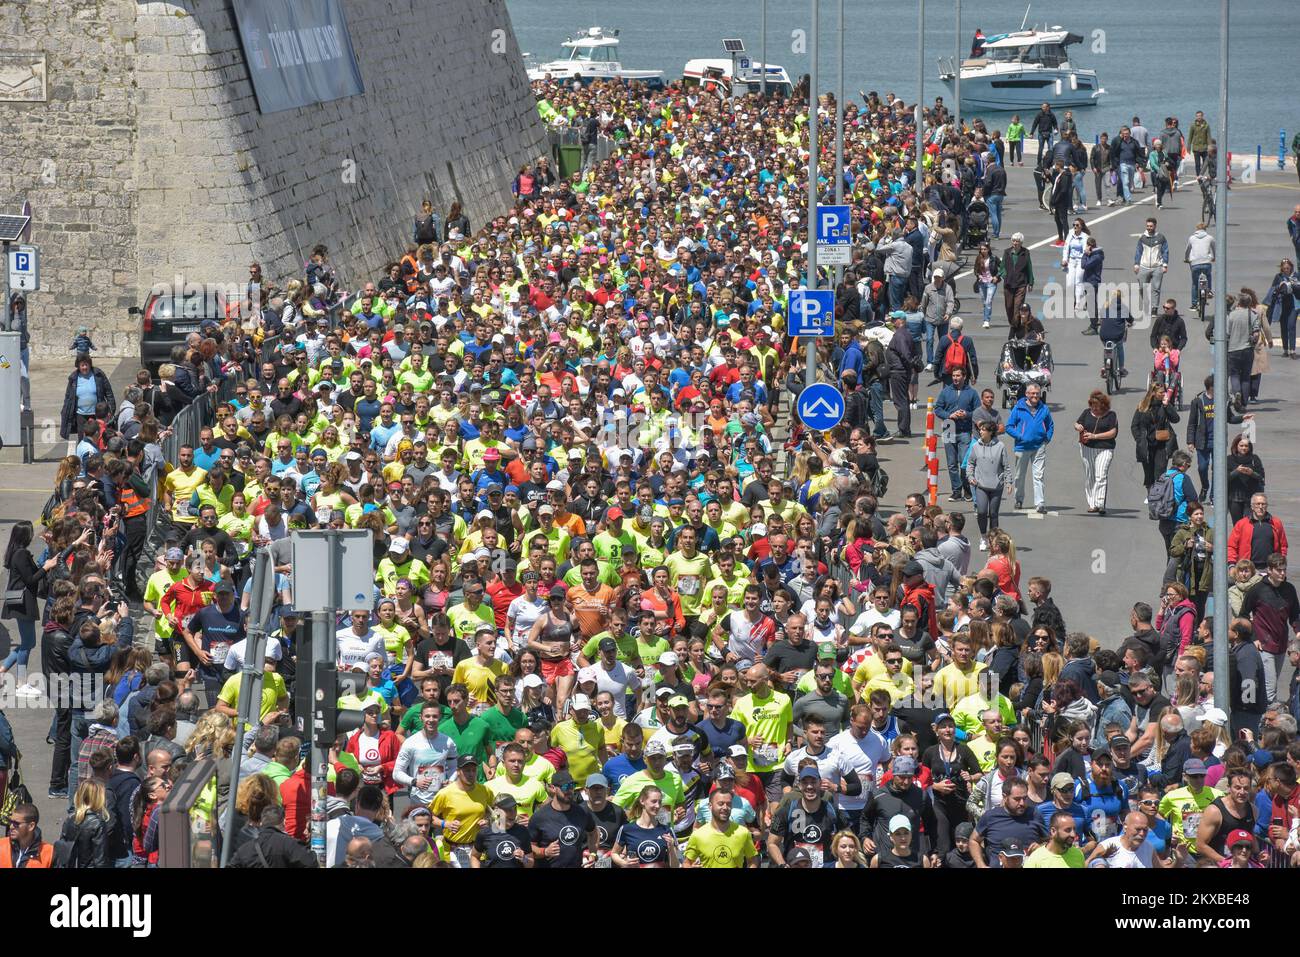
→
(545, 480, 565, 492)
(672, 740, 695, 755)
(606, 506, 624, 521)
(786, 846, 813, 866)
(493, 794, 518, 810)
(1051, 772, 1075, 791)
(571, 693, 593, 712)
(892, 755, 917, 775)
(457, 754, 479, 769)
(902, 560, 925, 578)
(666, 695, 690, 708)
(520, 673, 545, 689)
(1097, 670, 1121, 687)
(1200, 706, 1228, 727)
(1108, 734, 1131, 749)
(727, 744, 749, 760)
(598, 637, 618, 653)
(474, 509, 494, 523)
(538, 504, 556, 516)
(1183, 758, 1208, 776)
(888, 813, 913, 833)
(933, 712, 955, 726)
(716, 763, 736, 780)
(815, 644, 837, 661)
(798, 766, 821, 781)
(657, 651, 679, 667)
(585, 773, 610, 790)
(548, 584, 566, 600)
(1225, 829, 1254, 848)
(654, 687, 675, 700)
(164, 547, 185, 561)
(644, 739, 668, 757)
(1001, 842, 1026, 859)
(388, 537, 410, 555)
(551, 769, 575, 789)
(576, 667, 598, 685)
(214, 580, 235, 595)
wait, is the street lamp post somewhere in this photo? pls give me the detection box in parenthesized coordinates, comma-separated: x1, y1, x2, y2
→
(1211, 0, 1230, 709)
(807, 0, 819, 390)
(954, 0, 961, 130)
(761, 0, 767, 97)
(915, 0, 925, 190)
(835, 0, 845, 293)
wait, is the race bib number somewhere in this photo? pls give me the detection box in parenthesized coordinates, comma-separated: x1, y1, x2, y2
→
(678, 576, 700, 597)
(753, 744, 779, 767)
(208, 641, 231, 668)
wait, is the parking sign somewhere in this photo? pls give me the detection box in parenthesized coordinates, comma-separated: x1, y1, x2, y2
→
(789, 288, 835, 337)
(7, 244, 39, 292)
(815, 204, 851, 265)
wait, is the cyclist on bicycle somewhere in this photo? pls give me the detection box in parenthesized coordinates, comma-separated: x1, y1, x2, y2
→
(1184, 222, 1215, 311)
(1098, 290, 1134, 377)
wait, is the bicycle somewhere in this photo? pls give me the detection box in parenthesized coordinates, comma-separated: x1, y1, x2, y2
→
(1101, 339, 1122, 395)
(1199, 175, 1217, 226)
(1195, 274, 1212, 324)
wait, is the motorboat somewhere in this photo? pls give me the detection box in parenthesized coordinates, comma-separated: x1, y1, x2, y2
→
(525, 27, 664, 88)
(682, 57, 793, 97)
(938, 26, 1105, 110)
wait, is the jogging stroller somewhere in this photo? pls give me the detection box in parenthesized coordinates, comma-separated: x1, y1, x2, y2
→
(963, 198, 990, 249)
(996, 337, 1054, 408)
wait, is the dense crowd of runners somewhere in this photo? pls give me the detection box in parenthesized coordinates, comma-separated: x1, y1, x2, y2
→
(0, 71, 1297, 873)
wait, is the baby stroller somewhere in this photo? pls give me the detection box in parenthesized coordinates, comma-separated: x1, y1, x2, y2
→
(1148, 364, 1183, 410)
(997, 337, 1054, 408)
(963, 198, 990, 249)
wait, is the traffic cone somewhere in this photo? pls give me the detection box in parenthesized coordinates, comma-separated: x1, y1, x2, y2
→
(924, 398, 939, 505)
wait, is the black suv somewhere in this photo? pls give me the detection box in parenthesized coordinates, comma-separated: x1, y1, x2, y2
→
(131, 284, 231, 368)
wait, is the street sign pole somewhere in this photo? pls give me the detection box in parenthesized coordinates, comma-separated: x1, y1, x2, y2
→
(219, 548, 272, 867)
(954, 0, 961, 131)
(916, 0, 925, 191)
(1211, 0, 1230, 711)
(807, 0, 819, 392)
(835, 0, 844, 297)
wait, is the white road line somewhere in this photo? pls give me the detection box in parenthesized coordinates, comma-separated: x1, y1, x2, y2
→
(954, 193, 1156, 281)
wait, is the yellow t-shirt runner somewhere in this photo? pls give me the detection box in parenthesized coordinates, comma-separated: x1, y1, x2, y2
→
(684, 821, 758, 868)
(730, 688, 793, 773)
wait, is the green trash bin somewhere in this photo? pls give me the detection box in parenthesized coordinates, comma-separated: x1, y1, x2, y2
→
(557, 143, 582, 179)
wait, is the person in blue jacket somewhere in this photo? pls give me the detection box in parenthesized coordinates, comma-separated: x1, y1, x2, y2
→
(934, 366, 981, 502)
(1005, 383, 1054, 513)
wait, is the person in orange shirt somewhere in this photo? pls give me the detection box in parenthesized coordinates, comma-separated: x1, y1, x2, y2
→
(0, 804, 54, 868)
(566, 559, 616, 641)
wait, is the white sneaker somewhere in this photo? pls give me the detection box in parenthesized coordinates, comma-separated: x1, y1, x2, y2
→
(909, 401, 918, 410)
(979, 537, 988, 551)
(982, 320, 991, 329)
(924, 363, 933, 372)
(1143, 496, 1149, 505)
(15, 683, 40, 698)
(1106, 199, 1116, 207)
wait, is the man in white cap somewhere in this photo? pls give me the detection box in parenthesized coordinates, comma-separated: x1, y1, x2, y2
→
(919, 267, 956, 373)
(551, 692, 605, 782)
(1001, 232, 1035, 326)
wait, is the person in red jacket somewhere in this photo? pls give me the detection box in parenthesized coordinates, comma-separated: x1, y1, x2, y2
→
(344, 702, 402, 795)
(901, 561, 939, 638)
(1227, 494, 1289, 565)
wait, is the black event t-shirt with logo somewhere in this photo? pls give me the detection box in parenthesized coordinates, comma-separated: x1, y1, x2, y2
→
(585, 799, 628, 851)
(528, 802, 596, 868)
(769, 794, 839, 867)
(191, 601, 245, 673)
(473, 823, 533, 869)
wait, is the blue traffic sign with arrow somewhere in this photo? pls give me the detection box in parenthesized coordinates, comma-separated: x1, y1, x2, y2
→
(796, 382, 845, 431)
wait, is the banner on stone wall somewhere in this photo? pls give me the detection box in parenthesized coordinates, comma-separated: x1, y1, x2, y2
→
(231, 0, 365, 114)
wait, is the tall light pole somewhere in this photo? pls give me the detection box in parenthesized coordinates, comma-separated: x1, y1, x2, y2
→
(834, 0, 845, 293)
(915, 0, 925, 190)
(806, 0, 819, 390)
(1211, 0, 1230, 709)
(761, 0, 767, 97)
(954, 0, 961, 130)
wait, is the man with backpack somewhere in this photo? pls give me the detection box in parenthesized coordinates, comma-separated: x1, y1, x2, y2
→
(934, 366, 979, 502)
(859, 332, 890, 441)
(1148, 451, 1194, 557)
(934, 316, 978, 387)
(886, 311, 920, 440)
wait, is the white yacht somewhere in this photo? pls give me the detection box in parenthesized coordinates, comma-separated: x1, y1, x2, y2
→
(525, 27, 664, 88)
(938, 27, 1105, 110)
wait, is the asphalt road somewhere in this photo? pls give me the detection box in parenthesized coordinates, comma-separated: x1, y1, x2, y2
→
(871, 160, 1300, 646)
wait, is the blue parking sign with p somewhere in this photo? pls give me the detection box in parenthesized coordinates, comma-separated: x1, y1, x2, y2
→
(789, 288, 835, 337)
(816, 205, 851, 243)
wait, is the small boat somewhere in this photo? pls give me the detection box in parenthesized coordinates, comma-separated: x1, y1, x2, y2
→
(525, 27, 664, 88)
(682, 56, 794, 97)
(938, 25, 1105, 110)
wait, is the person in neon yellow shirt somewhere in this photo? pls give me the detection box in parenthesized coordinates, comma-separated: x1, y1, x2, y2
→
(612, 739, 685, 811)
(550, 695, 606, 783)
(1025, 811, 1086, 868)
(933, 634, 988, 708)
(664, 527, 715, 620)
(143, 548, 188, 647)
(451, 627, 509, 709)
(430, 755, 494, 861)
(729, 663, 793, 775)
(683, 790, 759, 868)
(487, 741, 550, 819)
(447, 587, 496, 644)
